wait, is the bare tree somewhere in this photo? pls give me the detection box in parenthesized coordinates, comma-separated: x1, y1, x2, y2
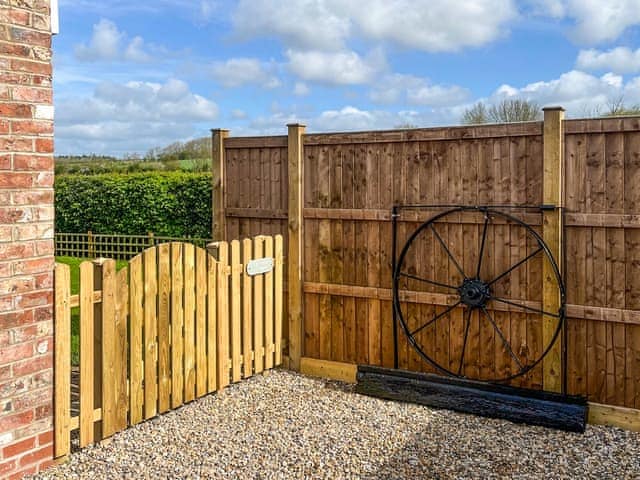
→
(461, 102, 489, 124)
(461, 99, 541, 124)
(605, 96, 640, 116)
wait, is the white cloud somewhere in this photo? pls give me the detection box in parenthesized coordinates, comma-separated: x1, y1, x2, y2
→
(370, 74, 470, 106)
(232, 0, 516, 52)
(576, 47, 640, 74)
(210, 58, 281, 88)
(293, 82, 310, 96)
(56, 79, 218, 155)
(490, 70, 640, 114)
(74, 19, 156, 63)
(341, 0, 516, 52)
(286, 49, 384, 85)
(233, 0, 350, 51)
(530, 0, 640, 44)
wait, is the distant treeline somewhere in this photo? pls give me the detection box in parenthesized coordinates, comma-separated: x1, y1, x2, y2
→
(56, 136, 212, 175)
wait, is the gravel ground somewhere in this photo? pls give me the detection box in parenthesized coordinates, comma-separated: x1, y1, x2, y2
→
(31, 370, 640, 479)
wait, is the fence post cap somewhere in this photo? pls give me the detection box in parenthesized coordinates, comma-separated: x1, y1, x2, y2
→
(542, 106, 565, 112)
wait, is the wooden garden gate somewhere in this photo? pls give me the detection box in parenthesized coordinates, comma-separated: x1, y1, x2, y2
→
(54, 235, 284, 457)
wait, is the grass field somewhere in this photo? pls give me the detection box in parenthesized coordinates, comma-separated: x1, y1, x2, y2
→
(56, 256, 128, 364)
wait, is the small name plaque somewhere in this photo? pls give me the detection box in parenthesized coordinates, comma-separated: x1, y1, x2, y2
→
(246, 257, 274, 276)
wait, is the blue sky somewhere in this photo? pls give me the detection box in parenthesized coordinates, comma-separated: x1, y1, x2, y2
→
(54, 0, 640, 156)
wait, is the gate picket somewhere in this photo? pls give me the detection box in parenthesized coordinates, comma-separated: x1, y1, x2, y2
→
(143, 248, 158, 419)
(264, 236, 274, 369)
(79, 262, 94, 447)
(157, 244, 171, 413)
(184, 243, 196, 402)
(129, 255, 144, 425)
(171, 243, 184, 408)
(231, 240, 242, 383)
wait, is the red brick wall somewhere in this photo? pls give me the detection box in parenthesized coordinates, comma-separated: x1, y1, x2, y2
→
(0, 1, 54, 478)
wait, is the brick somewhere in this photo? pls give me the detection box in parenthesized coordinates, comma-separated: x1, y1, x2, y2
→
(32, 14, 50, 32)
(0, 342, 32, 365)
(32, 305, 52, 322)
(10, 323, 46, 344)
(32, 206, 52, 221)
(0, 173, 33, 188)
(11, 58, 51, 76)
(32, 46, 49, 62)
(0, 365, 11, 382)
(37, 430, 51, 446)
(0, 103, 31, 117)
(11, 87, 52, 104)
(3, 436, 35, 459)
(10, 27, 49, 48)
(0, 410, 33, 433)
(12, 354, 50, 377)
(9, 466, 36, 480)
(13, 257, 53, 275)
(0, 377, 29, 400)
(34, 138, 52, 153)
(34, 401, 50, 420)
(12, 153, 53, 169)
(30, 369, 52, 389)
(33, 272, 51, 289)
(0, 191, 10, 203)
(14, 290, 52, 308)
(0, 295, 14, 311)
(0, 207, 33, 222)
(11, 190, 54, 206)
(0, 119, 9, 134)
(0, 153, 10, 169)
(31, 75, 51, 87)
(34, 239, 52, 255)
(0, 276, 34, 295)
(0, 224, 11, 240)
(0, 40, 31, 57)
(0, 460, 16, 476)
(0, 310, 33, 329)
(0, 72, 31, 85)
(0, 241, 34, 259)
(0, 137, 33, 152)
(12, 223, 54, 240)
(13, 417, 50, 442)
(11, 386, 51, 414)
(18, 444, 52, 468)
(8, 9, 31, 26)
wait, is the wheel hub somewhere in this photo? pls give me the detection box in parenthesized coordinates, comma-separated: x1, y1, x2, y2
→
(458, 279, 490, 308)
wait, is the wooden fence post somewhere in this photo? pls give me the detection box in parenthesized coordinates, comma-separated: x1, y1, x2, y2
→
(212, 128, 230, 241)
(287, 123, 306, 371)
(542, 106, 565, 393)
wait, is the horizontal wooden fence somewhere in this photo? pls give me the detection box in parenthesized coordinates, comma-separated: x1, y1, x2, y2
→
(54, 236, 284, 457)
(213, 114, 640, 418)
(55, 231, 213, 260)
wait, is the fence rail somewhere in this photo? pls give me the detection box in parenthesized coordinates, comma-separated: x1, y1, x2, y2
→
(55, 232, 214, 260)
(54, 236, 284, 457)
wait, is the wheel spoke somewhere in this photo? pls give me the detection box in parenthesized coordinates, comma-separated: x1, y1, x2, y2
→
(476, 215, 490, 278)
(457, 307, 473, 376)
(430, 224, 466, 280)
(410, 300, 462, 336)
(481, 307, 524, 371)
(487, 246, 543, 287)
(489, 296, 560, 318)
(398, 271, 458, 291)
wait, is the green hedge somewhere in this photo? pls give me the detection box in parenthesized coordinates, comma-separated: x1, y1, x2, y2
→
(55, 172, 212, 238)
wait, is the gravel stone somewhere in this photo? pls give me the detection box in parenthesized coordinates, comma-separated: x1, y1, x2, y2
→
(30, 370, 640, 479)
